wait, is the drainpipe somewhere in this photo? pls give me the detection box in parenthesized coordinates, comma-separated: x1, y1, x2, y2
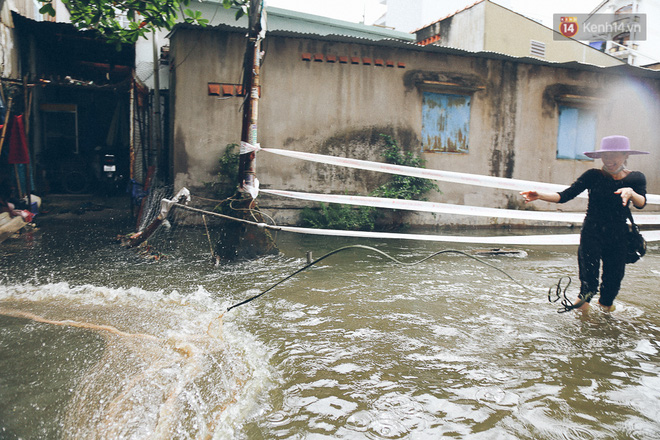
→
(238, 0, 264, 197)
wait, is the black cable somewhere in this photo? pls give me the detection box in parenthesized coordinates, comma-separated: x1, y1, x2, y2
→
(226, 244, 536, 312)
(548, 276, 595, 313)
(171, 203, 574, 313)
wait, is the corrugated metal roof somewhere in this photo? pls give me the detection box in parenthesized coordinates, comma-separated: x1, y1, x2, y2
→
(193, 3, 414, 42)
(265, 6, 414, 42)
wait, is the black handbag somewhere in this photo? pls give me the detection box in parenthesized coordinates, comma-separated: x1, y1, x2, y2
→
(626, 209, 646, 264)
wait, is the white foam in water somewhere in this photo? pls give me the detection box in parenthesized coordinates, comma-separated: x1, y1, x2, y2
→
(0, 282, 274, 439)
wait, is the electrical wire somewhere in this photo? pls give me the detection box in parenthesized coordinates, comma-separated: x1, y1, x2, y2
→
(547, 277, 595, 313)
(226, 244, 536, 312)
(168, 202, 573, 314)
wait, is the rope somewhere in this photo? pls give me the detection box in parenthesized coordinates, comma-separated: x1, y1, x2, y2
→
(0, 308, 162, 341)
(226, 244, 536, 312)
(173, 203, 261, 227)
(202, 214, 214, 258)
(172, 202, 579, 245)
(172, 201, 660, 245)
(189, 194, 278, 227)
(228, 198, 277, 226)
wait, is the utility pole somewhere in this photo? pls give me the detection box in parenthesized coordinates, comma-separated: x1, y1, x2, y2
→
(238, 0, 263, 195)
(215, 0, 278, 261)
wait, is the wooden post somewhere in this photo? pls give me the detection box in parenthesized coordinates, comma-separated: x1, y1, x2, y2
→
(0, 97, 11, 156)
(23, 77, 33, 210)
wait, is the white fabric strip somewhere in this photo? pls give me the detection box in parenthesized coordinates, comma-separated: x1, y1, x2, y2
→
(240, 141, 260, 154)
(261, 189, 660, 225)
(258, 147, 660, 205)
(273, 225, 660, 245)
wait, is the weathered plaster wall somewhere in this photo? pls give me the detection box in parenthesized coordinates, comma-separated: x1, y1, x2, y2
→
(442, 1, 486, 53)
(170, 29, 247, 189)
(257, 38, 419, 196)
(170, 28, 660, 227)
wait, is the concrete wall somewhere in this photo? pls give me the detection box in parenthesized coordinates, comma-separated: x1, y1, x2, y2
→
(420, 1, 625, 67)
(430, 2, 487, 53)
(170, 27, 660, 227)
(169, 28, 247, 188)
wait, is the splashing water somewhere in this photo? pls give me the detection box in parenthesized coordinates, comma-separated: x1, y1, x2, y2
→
(2, 217, 660, 439)
(0, 282, 271, 440)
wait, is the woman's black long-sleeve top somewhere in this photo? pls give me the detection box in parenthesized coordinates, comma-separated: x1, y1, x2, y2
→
(557, 168, 647, 233)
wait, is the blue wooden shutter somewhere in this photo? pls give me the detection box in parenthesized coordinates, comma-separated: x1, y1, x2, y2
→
(557, 105, 596, 160)
(422, 92, 471, 153)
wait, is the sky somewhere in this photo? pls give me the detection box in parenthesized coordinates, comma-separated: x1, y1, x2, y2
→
(264, 0, 604, 29)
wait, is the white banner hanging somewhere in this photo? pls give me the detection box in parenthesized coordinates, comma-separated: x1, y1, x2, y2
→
(261, 189, 660, 225)
(272, 225, 660, 245)
(256, 147, 660, 205)
(172, 198, 660, 245)
(240, 141, 260, 154)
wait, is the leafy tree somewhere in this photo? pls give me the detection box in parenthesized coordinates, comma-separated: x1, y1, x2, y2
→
(37, 0, 249, 46)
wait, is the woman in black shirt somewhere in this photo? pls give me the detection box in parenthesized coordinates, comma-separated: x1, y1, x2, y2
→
(520, 135, 648, 311)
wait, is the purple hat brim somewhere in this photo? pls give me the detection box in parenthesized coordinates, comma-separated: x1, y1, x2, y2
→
(583, 150, 650, 158)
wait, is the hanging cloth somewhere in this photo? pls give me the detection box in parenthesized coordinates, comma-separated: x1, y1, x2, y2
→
(7, 115, 29, 164)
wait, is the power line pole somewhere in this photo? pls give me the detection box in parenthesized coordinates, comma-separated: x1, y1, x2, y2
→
(238, 0, 264, 195)
(215, 0, 278, 261)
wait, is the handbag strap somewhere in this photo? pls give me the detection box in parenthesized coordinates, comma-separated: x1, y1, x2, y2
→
(626, 206, 637, 227)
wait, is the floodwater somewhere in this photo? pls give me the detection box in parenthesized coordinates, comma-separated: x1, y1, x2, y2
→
(1, 209, 660, 440)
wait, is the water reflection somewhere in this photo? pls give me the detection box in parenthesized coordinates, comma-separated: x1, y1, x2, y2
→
(1, 216, 659, 439)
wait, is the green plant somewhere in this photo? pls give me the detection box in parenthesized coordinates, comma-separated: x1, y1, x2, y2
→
(372, 134, 439, 201)
(38, 0, 249, 47)
(209, 143, 240, 200)
(301, 203, 378, 231)
(300, 134, 439, 231)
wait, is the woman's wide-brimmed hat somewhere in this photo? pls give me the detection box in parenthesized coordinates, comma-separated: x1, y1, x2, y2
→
(584, 135, 650, 158)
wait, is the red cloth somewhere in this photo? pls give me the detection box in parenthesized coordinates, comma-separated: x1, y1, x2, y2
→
(8, 115, 29, 164)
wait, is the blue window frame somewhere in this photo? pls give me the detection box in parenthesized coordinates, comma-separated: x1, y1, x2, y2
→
(422, 91, 471, 153)
(556, 105, 596, 160)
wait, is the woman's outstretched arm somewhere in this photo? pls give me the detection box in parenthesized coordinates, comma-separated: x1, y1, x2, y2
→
(520, 191, 561, 204)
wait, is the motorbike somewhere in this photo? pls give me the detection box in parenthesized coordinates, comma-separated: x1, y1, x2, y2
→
(97, 149, 125, 195)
